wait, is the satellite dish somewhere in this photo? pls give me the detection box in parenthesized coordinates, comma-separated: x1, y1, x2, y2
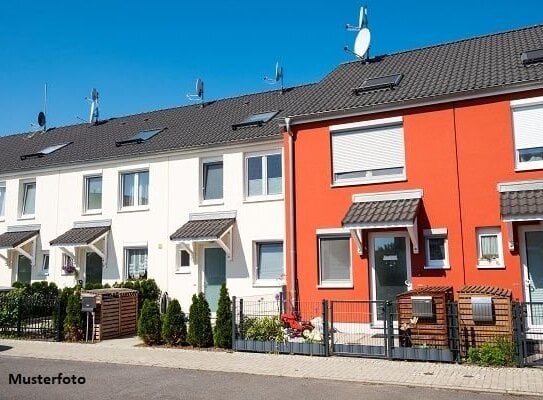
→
(275, 62, 283, 82)
(37, 112, 46, 128)
(91, 88, 98, 101)
(354, 27, 371, 58)
(196, 78, 204, 98)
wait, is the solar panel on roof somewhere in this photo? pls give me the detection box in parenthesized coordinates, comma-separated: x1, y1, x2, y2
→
(521, 49, 543, 65)
(232, 111, 279, 130)
(115, 128, 163, 147)
(20, 142, 72, 160)
(353, 74, 403, 95)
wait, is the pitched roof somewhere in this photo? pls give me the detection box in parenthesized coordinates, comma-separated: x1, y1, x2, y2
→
(170, 218, 235, 241)
(500, 189, 543, 219)
(0, 84, 316, 175)
(0, 230, 39, 249)
(50, 226, 110, 246)
(342, 198, 421, 227)
(291, 25, 543, 118)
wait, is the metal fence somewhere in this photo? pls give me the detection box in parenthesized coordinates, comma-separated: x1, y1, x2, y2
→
(0, 295, 63, 341)
(514, 302, 543, 367)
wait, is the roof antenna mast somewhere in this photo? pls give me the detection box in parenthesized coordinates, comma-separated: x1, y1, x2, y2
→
(87, 88, 99, 124)
(344, 5, 371, 61)
(186, 78, 205, 108)
(31, 83, 48, 134)
(264, 62, 284, 94)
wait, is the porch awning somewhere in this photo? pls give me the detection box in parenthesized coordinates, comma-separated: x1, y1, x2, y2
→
(50, 226, 110, 247)
(170, 212, 236, 261)
(0, 230, 39, 250)
(341, 189, 423, 255)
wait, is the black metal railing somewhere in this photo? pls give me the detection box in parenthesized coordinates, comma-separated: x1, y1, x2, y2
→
(513, 301, 543, 367)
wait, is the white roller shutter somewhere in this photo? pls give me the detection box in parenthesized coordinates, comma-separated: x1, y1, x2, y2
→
(332, 124, 405, 174)
(512, 104, 543, 150)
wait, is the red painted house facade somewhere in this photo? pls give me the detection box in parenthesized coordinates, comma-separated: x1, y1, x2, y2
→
(283, 26, 543, 319)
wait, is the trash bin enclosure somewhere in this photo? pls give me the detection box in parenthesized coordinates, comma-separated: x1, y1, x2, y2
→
(397, 286, 453, 348)
(457, 285, 512, 355)
(81, 288, 138, 341)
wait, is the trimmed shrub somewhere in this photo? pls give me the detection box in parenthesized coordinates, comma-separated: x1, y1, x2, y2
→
(245, 316, 285, 342)
(63, 292, 83, 342)
(187, 293, 213, 347)
(162, 299, 187, 346)
(138, 299, 162, 345)
(467, 336, 516, 367)
(213, 283, 232, 349)
(112, 279, 161, 310)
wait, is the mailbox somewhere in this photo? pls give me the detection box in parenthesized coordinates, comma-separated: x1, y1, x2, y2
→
(471, 296, 493, 322)
(411, 296, 434, 318)
(81, 294, 96, 312)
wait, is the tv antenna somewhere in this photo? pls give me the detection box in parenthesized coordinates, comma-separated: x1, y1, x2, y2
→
(264, 62, 284, 93)
(86, 88, 99, 123)
(30, 83, 48, 133)
(344, 5, 371, 60)
(186, 78, 204, 107)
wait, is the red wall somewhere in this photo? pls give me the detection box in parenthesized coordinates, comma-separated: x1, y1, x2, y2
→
(285, 91, 543, 304)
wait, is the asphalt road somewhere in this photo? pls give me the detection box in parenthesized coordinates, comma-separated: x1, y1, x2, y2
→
(0, 357, 531, 400)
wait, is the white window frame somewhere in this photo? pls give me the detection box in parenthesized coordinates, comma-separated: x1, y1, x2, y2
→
(41, 252, 50, 276)
(511, 96, 543, 171)
(20, 180, 36, 219)
(61, 253, 75, 275)
(317, 234, 353, 288)
(124, 246, 148, 280)
(424, 228, 449, 269)
(0, 181, 5, 220)
(83, 175, 103, 214)
(253, 240, 285, 287)
(476, 227, 505, 269)
(244, 150, 283, 201)
(175, 249, 191, 274)
(200, 157, 224, 205)
(119, 170, 149, 212)
(330, 116, 406, 186)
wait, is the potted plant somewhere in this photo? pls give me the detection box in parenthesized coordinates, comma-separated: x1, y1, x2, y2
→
(62, 256, 76, 274)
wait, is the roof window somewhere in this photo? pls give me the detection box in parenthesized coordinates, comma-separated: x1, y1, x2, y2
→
(232, 111, 279, 130)
(115, 128, 163, 147)
(353, 74, 403, 95)
(20, 142, 72, 160)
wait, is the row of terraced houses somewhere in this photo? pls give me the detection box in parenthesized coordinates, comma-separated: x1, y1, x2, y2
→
(0, 26, 542, 323)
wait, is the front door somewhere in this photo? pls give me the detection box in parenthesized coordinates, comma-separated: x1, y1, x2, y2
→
(17, 255, 32, 284)
(204, 248, 226, 313)
(522, 228, 543, 328)
(85, 252, 103, 285)
(370, 232, 412, 323)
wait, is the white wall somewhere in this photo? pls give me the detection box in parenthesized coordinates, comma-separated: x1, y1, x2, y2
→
(0, 140, 285, 311)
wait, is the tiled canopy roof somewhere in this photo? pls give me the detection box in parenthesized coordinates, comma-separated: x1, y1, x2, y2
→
(50, 226, 110, 246)
(170, 218, 235, 241)
(342, 198, 421, 227)
(0, 230, 39, 249)
(500, 189, 543, 219)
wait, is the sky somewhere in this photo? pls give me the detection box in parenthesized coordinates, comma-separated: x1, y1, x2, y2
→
(0, 1, 541, 136)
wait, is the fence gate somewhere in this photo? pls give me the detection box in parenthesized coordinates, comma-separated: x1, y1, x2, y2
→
(514, 302, 543, 367)
(329, 300, 389, 358)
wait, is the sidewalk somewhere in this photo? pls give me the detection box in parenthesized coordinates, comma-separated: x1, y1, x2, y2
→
(1, 337, 542, 396)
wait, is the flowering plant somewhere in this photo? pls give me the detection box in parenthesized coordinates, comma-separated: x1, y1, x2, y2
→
(62, 257, 76, 274)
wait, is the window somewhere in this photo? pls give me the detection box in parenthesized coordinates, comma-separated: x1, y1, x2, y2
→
(424, 229, 449, 269)
(41, 253, 50, 275)
(476, 227, 504, 268)
(0, 182, 5, 218)
(20, 142, 72, 160)
(318, 235, 351, 287)
(176, 249, 191, 273)
(125, 248, 148, 279)
(202, 160, 223, 201)
(120, 171, 149, 209)
(84, 176, 102, 212)
(331, 117, 405, 185)
(511, 99, 543, 170)
(246, 152, 282, 198)
(353, 74, 403, 94)
(21, 181, 36, 217)
(62, 254, 75, 274)
(255, 242, 284, 283)
(115, 128, 163, 147)
(232, 111, 279, 130)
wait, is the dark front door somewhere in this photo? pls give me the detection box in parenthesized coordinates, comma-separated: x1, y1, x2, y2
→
(17, 255, 31, 283)
(204, 248, 226, 313)
(86, 252, 103, 285)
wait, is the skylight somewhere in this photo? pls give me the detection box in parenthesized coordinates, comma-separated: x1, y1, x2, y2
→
(521, 49, 543, 66)
(20, 142, 72, 160)
(353, 74, 403, 95)
(232, 111, 279, 130)
(115, 128, 164, 147)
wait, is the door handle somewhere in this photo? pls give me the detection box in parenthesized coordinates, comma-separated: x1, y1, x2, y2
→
(405, 280, 411, 286)
(526, 279, 535, 291)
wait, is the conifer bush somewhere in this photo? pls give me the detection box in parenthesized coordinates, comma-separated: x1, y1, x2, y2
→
(187, 293, 213, 347)
(213, 283, 232, 349)
(63, 292, 83, 342)
(138, 299, 162, 345)
(162, 299, 187, 346)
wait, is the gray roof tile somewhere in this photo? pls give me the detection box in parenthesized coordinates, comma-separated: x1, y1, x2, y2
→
(0, 230, 39, 249)
(342, 198, 420, 226)
(170, 218, 235, 241)
(500, 189, 543, 218)
(50, 226, 110, 246)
